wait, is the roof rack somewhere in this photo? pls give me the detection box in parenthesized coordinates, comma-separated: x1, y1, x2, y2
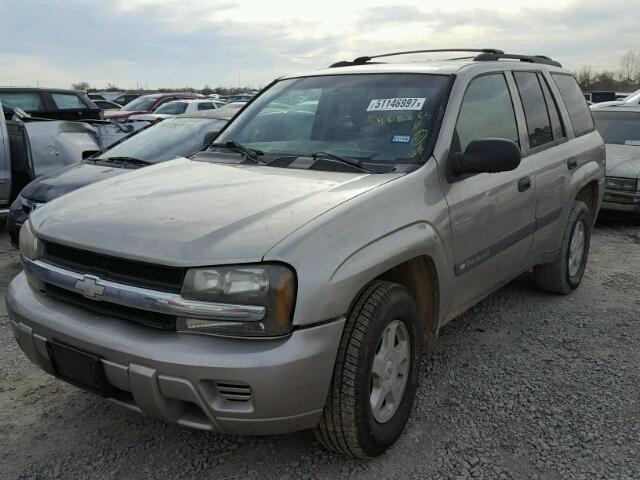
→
(330, 49, 503, 67)
(473, 52, 562, 67)
(329, 48, 562, 68)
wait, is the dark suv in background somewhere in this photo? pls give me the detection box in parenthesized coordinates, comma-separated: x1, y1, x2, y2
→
(0, 87, 101, 120)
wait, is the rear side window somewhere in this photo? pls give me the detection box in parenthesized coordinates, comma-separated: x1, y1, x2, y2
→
(197, 102, 215, 111)
(0, 92, 44, 111)
(551, 74, 594, 137)
(538, 74, 565, 140)
(454, 73, 519, 153)
(513, 72, 553, 148)
(52, 93, 88, 109)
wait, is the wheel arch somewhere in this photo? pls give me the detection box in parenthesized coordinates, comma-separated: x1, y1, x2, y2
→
(574, 179, 600, 225)
(344, 255, 441, 352)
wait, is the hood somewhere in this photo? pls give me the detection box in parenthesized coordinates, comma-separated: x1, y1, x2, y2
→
(605, 144, 640, 179)
(30, 158, 402, 266)
(22, 162, 130, 203)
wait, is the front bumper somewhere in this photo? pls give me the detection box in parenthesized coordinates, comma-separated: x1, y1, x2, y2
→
(601, 189, 640, 216)
(7, 273, 344, 434)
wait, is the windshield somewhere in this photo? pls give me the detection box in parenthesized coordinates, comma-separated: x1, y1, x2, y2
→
(155, 102, 188, 114)
(121, 97, 157, 111)
(96, 117, 228, 163)
(592, 111, 640, 146)
(218, 74, 450, 168)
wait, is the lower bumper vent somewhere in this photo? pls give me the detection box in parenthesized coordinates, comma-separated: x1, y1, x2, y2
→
(215, 382, 252, 402)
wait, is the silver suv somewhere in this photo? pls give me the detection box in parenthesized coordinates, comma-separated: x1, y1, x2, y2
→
(8, 49, 605, 458)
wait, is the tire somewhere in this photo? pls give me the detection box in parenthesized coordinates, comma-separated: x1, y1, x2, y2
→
(534, 200, 591, 294)
(314, 280, 422, 458)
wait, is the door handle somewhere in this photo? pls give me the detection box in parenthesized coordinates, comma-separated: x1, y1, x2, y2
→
(567, 158, 578, 170)
(518, 176, 531, 192)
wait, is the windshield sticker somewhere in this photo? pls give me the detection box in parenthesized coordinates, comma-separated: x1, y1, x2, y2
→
(367, 98, 426, 112)
(391, 135, 411, 144)
(624, 140, 640, 146)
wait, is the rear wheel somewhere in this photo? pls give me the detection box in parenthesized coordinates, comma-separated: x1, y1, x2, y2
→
(534, 201, 591, 294)
(314, 281, 422, 458)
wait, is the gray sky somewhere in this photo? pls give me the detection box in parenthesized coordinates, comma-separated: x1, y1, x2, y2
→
(0, 0, 636, 89)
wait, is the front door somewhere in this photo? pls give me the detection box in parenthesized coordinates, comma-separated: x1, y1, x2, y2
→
(443, 72, 536, 309)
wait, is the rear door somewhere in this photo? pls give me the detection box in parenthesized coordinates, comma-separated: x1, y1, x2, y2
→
(511, 70, 571, 257)
(444, 72, 537, 309)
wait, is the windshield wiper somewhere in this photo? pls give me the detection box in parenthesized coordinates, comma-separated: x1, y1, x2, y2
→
(208, 141, 266, 165)
(97, 156, 153, 166)
(310, 152, 375, 173)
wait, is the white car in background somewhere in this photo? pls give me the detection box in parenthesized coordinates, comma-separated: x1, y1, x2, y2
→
(591, 89, 640, 109)
(129, 99, 225, 121)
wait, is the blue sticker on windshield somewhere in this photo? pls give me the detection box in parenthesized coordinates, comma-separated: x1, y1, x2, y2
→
(391, 135, 411, 144)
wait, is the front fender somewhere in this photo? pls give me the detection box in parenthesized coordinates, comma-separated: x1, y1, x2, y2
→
(264, 161, 454, 327)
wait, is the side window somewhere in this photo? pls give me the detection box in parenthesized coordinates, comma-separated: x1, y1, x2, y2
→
(0, 92, 44, 111)
(51, 93, 88, 109)
(454, 73, 519, 153)
(551, 74, 595, 137)
(197, 102, 214, 111)
(513, 72, 553, 148)
(538, 73, 565, 140)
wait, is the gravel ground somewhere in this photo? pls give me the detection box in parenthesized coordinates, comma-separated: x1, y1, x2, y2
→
(0, 221, 639, 480)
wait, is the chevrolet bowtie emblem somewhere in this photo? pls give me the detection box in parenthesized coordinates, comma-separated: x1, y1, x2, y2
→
(74, 275, 105, 300)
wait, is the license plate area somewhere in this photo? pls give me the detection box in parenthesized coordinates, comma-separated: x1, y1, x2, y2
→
(47, 341, 111, 397)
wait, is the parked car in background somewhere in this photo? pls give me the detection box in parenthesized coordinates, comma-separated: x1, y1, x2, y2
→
(112, 93, 142, 106)
(0, 100, 144, 223)
(6, 104, 241, 244)
(88, 93, 107, 101)
(592, 106, 640, 216)
(8, 49, 605, 457)
(583, 91, 617, 104)
(222, 101, 249, 110)
(93, 99, 122, 110)
(591, 89, 640, 109)
(0, 87, 101, 121)
(223, 93, 254, 103)
(104, 93, 203, 121)
(129, 99, 225, 121)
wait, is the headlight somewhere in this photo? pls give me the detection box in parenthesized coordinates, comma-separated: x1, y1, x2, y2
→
(178, 264, 296, 337)
(19, 221, 41, 260)
(605, 176, 638, 192)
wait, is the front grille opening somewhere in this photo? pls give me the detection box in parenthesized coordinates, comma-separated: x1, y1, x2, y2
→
(44, 283, 176, 330)
(43, 241, 185, 293)
(215, 382, 252, 402)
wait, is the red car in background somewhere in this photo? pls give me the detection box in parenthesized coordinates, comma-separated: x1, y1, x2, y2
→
(104, 92, 203, 121)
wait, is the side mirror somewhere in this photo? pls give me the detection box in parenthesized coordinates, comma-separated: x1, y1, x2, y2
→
(203, 130, 221, 146)
(450, 138, 521, 176)
(82, 150, 99, 160)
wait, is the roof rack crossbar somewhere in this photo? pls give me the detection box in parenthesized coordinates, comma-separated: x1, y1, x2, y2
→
(473, 52, 562, 67)
(350, 48, 504, 65)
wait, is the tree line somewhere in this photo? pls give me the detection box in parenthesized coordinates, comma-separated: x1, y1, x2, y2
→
(70, 82, 258, 96)
(575, 49, 640, 92)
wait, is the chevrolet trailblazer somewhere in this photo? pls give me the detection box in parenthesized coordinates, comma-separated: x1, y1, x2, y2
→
(8, 49, 604, 458)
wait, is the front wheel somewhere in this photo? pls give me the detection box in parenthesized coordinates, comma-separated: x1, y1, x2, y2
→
(534, 200, 591, 294)
(314, 281, 422, 458)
